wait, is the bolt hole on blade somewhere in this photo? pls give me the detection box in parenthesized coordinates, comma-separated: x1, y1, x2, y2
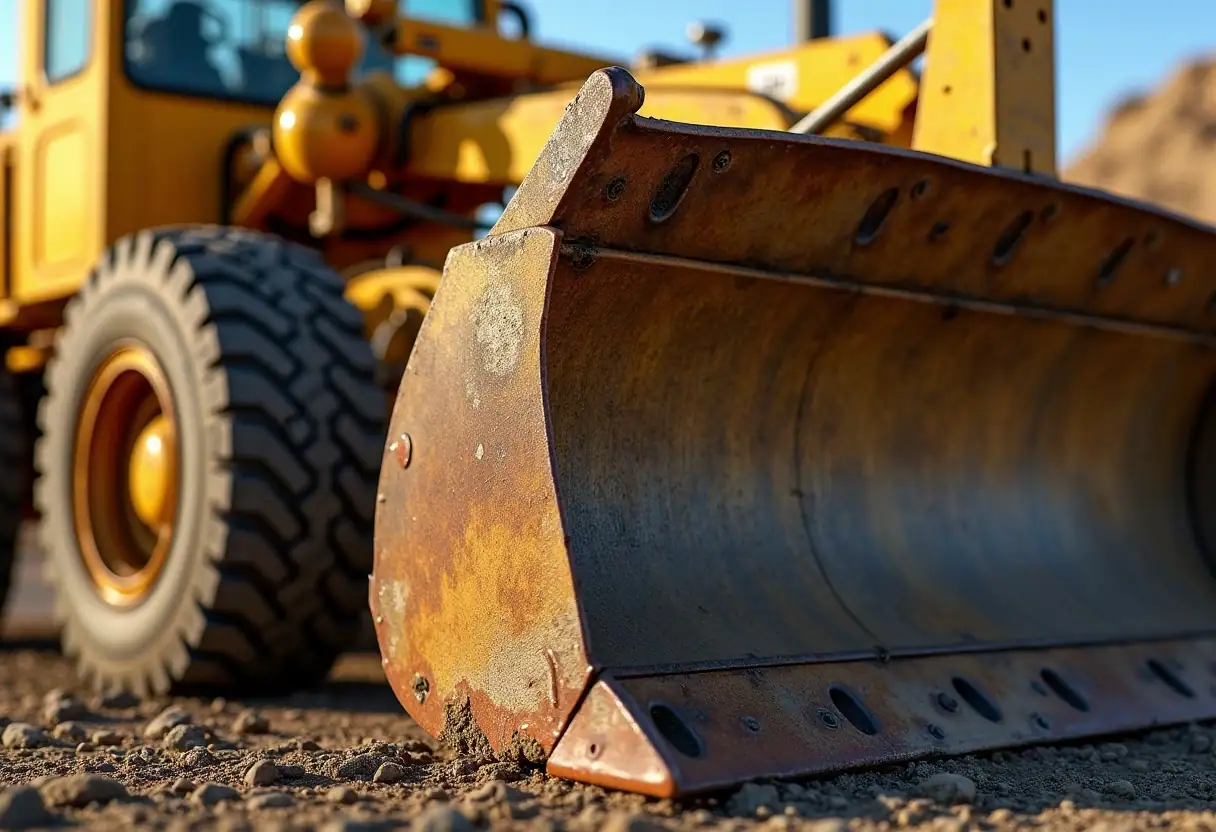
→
(992, 211, 1033, 265)
(649, 702, 704, 758)
(1039, 668, 1090, 712)
(828, 684, 881, 735)
(1097, 237, 1135, 287)
(856, 187, 900, 245)
(951, 676, 1004, 723)
(649, 154, 700, 224)
(1146, 658, 1195, 698)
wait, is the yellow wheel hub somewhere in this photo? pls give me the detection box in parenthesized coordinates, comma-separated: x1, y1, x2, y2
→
(128, 414, 175, 529)
(72, 344, 179, 607)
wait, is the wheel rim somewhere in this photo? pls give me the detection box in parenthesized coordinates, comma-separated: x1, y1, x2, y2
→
(369, 287, 432, 413)
(72, 343, 179, 607)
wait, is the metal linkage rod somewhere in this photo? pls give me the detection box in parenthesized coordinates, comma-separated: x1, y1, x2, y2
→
(789, 17, 932, 135)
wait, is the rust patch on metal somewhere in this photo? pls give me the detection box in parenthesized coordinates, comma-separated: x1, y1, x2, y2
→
(371, 228, 591, 757)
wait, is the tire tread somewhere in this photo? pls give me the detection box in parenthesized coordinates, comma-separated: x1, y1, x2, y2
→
(36, 226, 386, 695)
(0, 370, 28, 622)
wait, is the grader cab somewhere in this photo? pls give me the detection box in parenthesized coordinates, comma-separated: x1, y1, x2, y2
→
(0, 0, 923, 696)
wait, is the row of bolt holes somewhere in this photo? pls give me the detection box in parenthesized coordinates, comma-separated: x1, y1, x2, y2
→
(645, 659, 1197, 760)
(856, 184, 1182, 291)
(638, 152, 1182, 294)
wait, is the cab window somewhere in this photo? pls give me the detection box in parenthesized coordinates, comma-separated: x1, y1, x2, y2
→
(122, 0, 484, 106)
(45, 0, 94, 83)
(404, 0, 484, 25)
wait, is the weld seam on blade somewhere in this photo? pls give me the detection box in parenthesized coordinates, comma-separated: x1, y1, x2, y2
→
(605, 628, 1216, 678)
(790, 292, 885, 649)
(561, 246, 1216, 346)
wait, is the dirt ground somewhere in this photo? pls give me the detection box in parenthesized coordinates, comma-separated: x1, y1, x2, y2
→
(6, 646, 1216, 832)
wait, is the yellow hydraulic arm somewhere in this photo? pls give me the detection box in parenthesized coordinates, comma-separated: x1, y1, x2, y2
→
(238, 0, 923, 232)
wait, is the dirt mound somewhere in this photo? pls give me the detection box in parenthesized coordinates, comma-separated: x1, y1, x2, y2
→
(1066, 59, 1216, 224)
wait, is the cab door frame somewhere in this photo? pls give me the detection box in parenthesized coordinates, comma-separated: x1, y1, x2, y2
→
(12, 0, 110, 310)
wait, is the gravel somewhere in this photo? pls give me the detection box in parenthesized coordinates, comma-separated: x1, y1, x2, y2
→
(142, 706, 190, 741)
(190, 782, 241, 806)
(39, 773, 130, 808)
(5, 647, 1216, 830)
(232, 709, 270, 736)
(161, 723, 208, 751)
(245, 759, 281, 787)
(0, 724, 46, 751)
(0, 784, 52, 830)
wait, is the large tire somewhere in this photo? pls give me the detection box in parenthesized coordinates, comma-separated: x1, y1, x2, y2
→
(0, 368, 29, 624)
(35, 226, 387, 695)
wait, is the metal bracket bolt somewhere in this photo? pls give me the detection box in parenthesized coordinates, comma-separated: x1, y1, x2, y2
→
(412, 673, 430, 704)
(604, 176, 626, 201)
(387, 433, 413, 469)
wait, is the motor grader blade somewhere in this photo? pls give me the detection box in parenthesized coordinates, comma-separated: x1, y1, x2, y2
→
(371, 67, 1216, 797)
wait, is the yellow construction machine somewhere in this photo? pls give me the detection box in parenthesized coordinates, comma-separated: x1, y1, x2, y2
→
(0, 0, 922, 695)
(6, 0, 1212, 801)
(368, 0, 1216, 800)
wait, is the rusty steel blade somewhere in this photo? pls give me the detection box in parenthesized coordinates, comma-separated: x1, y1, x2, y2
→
(371, 66, 1216, 795)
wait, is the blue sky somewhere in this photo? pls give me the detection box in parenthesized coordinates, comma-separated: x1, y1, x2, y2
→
(1, 1, 1213, 165)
